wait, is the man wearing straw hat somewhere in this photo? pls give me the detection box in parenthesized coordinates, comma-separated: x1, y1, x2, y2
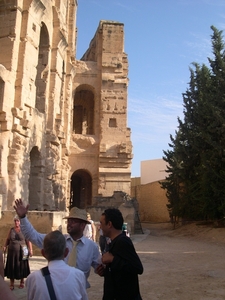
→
(14, 198, 101, 289)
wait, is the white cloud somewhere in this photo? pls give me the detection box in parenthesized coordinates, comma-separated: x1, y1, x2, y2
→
(184, 32, 211, 63)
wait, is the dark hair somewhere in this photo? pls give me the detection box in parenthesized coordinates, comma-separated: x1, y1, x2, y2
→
(43, 230, 66, 261)
(103, 208, 124, 230)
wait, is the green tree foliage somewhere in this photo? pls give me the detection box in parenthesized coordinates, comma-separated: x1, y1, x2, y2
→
(161, 26, 225, 221)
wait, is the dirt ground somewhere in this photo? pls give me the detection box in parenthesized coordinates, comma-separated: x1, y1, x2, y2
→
(87, 222, 225, 300)
(11, 222, 225, 300)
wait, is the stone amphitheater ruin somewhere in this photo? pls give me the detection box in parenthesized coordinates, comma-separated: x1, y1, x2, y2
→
(0, 1, 143, 248)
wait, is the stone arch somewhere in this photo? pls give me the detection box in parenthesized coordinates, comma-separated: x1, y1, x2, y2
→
(28, 146, 44, 210)
(35, 22, 50, 113)
(73, 85, 95, 135)
(70, 169, 92, 209)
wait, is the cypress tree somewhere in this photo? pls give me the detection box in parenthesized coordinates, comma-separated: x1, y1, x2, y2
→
(162, 26, 225, 222)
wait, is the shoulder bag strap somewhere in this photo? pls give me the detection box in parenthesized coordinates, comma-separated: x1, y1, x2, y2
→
(41, 266, 57, 300)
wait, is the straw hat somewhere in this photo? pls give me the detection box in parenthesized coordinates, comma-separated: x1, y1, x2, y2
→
(63, 207, 91, 224)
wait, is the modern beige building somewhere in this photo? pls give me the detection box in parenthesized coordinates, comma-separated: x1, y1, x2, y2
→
(0, 1, 132, 213)
(141, 159, 167, 184)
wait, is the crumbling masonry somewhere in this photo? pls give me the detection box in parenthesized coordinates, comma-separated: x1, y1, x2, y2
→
(0, 0, 133, 224)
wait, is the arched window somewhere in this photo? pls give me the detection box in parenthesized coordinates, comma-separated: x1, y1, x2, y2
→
(0, 78, 4, 112)
(73, 89, 94, 135)
(35, 23, 49, 113)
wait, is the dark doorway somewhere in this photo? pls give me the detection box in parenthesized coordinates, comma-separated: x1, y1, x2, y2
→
(70, 170, 92, 209)
(29, 146, 43, 210)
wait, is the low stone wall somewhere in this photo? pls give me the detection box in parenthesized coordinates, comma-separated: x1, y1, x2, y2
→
(0, 210, 67, 256)
(0, 202, 137, 257)
(87, 204, 135, 234)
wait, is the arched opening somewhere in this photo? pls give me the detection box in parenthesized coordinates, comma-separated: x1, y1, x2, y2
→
(70, 170, 92, 209)
(0, 78, 4, 111)
(73, 89, 94, 134)
(35, 23, 49, 113)
(28, 146, 43, 210)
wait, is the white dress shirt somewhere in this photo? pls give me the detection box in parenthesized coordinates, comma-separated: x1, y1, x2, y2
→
(26, 260, 88, 300)
(20, 217, 101, 288)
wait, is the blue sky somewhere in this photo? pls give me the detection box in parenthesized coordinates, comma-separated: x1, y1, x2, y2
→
(75, 0, 225, 177)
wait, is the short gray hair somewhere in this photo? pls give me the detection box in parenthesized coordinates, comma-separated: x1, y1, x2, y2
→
(43, 230, 66, 261)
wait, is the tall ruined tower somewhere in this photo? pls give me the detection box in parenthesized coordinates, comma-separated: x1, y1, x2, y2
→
(70, 21, 132, 208)
(0, 1, 132, 212)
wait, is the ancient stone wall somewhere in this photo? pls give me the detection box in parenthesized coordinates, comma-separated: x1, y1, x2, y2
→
(0, 1, 78, 212)
(0, 1, 132, 217)
(131, 179, 170, 223)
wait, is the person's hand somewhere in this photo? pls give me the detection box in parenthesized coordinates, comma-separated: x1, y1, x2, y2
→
(96, 264, 105, 277)
(29, 249, 33, 258)
(13, 199, 29, 218)
(102, 252, 114, 264)
(3, 247, 6, 253)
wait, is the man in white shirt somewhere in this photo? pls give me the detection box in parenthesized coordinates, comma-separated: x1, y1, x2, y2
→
(14, 199, 101, 288)
(26, 230, 88, 300)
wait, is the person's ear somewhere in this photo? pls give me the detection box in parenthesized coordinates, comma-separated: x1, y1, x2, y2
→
(64, 247, 69, 258)
(108, 221, 112, 228)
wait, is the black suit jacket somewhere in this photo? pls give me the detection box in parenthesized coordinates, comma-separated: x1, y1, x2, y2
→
(103, 233, 143, 300)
